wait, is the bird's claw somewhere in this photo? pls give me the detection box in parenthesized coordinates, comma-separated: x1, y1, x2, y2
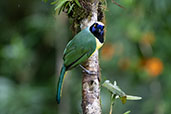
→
(79, 65, 97, 75)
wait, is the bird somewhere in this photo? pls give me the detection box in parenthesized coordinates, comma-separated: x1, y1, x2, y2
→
(56, 21, 105, 104)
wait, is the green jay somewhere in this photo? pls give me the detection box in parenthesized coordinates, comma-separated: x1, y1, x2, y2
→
(57, 22, 105, 104)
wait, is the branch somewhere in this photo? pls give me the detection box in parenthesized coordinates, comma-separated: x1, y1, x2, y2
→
(111, 0, 125, 9)
(82, 51, 101, 114)
(80, 0, 102, 114)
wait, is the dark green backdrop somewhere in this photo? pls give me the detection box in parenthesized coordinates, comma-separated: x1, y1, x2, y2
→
(0, 0, 170, 114)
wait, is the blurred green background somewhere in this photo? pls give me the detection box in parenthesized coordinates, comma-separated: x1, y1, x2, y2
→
(0, 0, 170, 114)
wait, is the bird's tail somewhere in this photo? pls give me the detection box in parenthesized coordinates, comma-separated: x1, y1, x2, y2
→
(56, 65, 67, 104)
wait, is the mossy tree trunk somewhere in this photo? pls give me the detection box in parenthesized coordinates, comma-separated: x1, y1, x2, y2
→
(80, 1, 101, 113)
(81, 50, 101, 114)
(69, 0, 105, 113)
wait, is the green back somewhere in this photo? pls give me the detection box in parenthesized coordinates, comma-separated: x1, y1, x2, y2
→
(63, 27, 96, 70)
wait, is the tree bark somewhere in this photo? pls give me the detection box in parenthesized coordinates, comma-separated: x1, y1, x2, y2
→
(67, 0, 104, 113)
(80, 0, 102, 114)
(81, 51, 101, 114)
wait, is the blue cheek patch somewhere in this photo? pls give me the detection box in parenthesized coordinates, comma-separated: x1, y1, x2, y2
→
(92, 24, 104, 33)
(100, 26, 103, 30)
(100, 30, 104, 35)
(97, 25, 104, 30)
(92, 27, 96, 32)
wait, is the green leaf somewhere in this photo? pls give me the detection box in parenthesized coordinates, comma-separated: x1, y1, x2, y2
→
(110, 94, 116, 105)
(68, 4, 74, 14)
(58, 5, 65, 14)
(102, 80, 126, 97)
(51, 0, 57, 5)
(123, 110, 131, 114)
(126, 95, 142, 100)
(102, 80, 142, 105)
(74, 0, 81, 7)
(64, 1, 70, 8)
(55, 0, 69, 11)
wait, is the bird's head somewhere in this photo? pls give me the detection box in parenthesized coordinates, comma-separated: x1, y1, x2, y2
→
(90, 22, 105, 44)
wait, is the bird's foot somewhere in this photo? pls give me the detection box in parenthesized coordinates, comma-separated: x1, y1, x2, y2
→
(79, 65, 97, 75)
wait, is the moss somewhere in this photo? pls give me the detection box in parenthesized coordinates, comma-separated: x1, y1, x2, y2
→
(68, 0, 94, 34)
(65, 0, 106, 34)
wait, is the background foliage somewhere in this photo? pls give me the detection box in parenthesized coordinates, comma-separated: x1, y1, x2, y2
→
(0, 0, 170, 114)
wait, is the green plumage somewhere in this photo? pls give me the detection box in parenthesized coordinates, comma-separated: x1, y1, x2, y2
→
(57, 27, 97, 103)
(63, 27, 96, 69)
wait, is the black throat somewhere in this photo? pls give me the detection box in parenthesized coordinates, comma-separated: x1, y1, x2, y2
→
(90, 26, 104, 43)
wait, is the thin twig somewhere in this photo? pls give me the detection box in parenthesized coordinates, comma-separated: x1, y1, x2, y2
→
(109, 94, 116, 114)
(109, 102, 113, 114)
(111, 0, 125, 9)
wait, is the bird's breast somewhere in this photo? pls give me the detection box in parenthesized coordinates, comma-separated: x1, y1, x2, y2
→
(95, 37, 103, 50)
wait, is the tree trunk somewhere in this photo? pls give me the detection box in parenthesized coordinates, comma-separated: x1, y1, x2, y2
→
(68, 0, 104, 113)
(81, 51, 101, 114)
(80, 1, 102, 114)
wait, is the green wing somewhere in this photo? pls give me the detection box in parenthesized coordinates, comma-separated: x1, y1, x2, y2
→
(63, 27, 96, 70)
